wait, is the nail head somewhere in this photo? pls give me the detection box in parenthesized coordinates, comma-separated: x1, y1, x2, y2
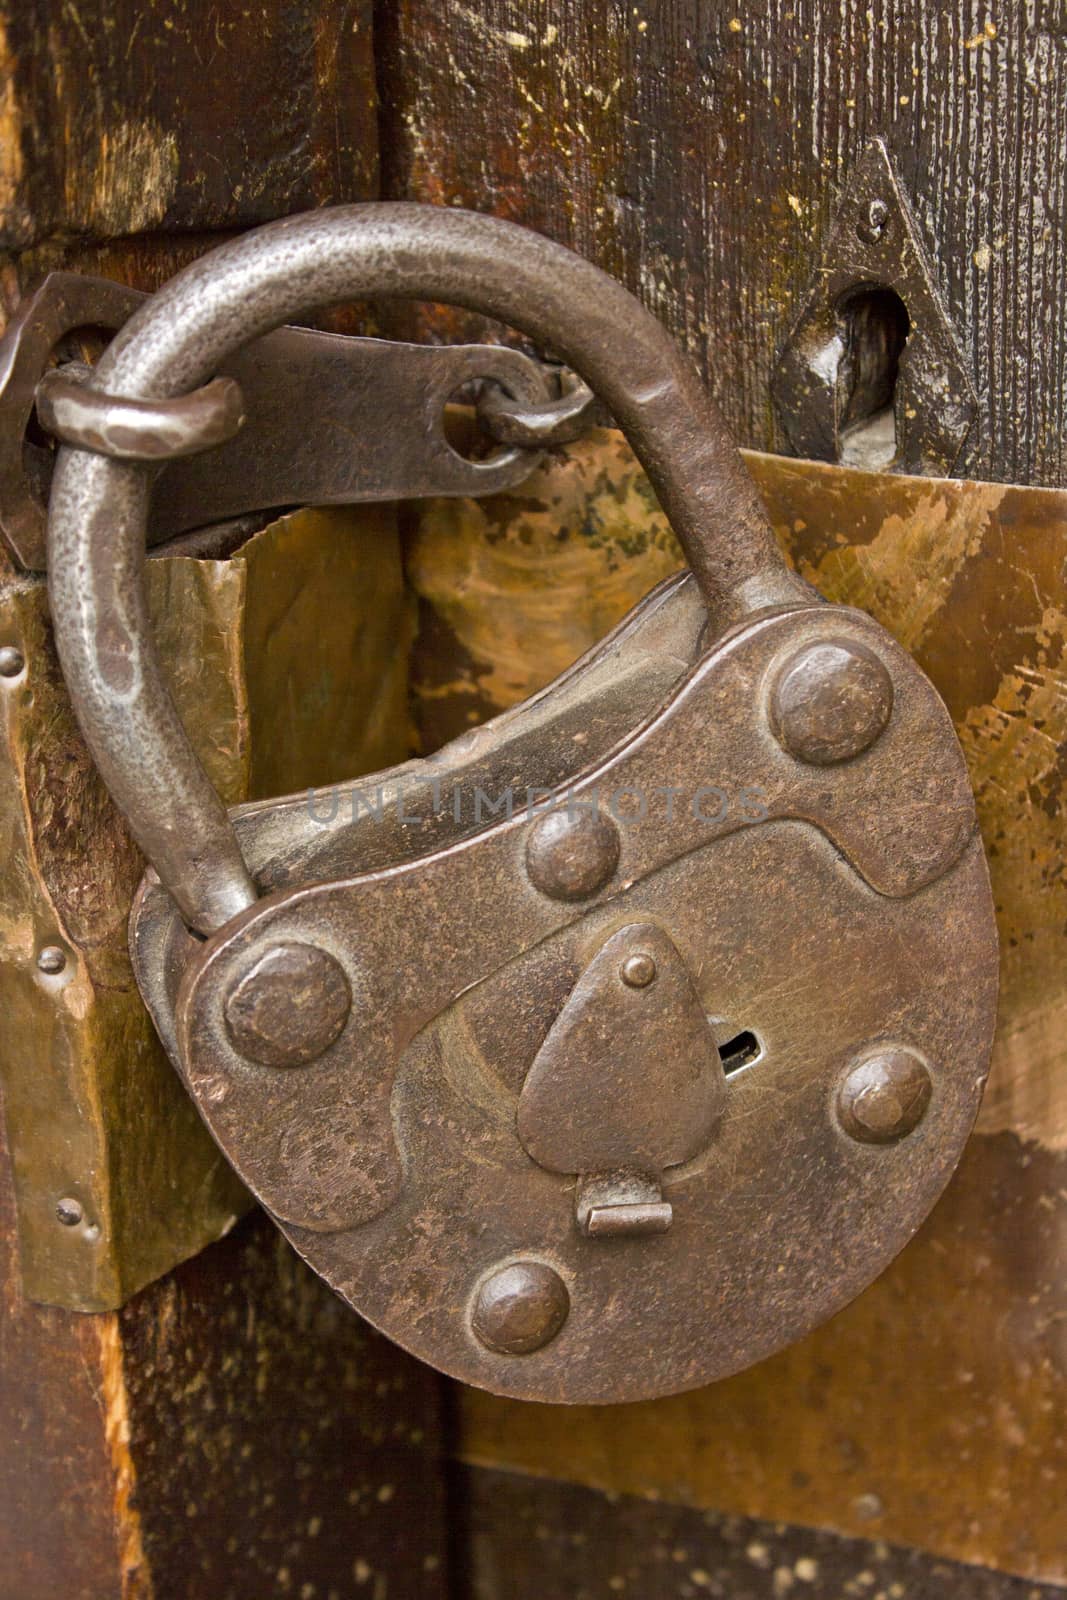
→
(526, 808, 620, 902)
(771, 638, 893, 765)
(37, 945, 67, 975)
(837, 1046, 932, 1144)
(621, 951, 657, 988)
(224, 942, 351, 1068)
(471, 1261, 570, 1355)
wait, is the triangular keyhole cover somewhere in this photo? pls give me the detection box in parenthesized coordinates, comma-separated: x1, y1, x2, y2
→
(517, 923, 725, 1177)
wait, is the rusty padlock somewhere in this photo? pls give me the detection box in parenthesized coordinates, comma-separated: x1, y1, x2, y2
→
(46, 205, 997, 1403)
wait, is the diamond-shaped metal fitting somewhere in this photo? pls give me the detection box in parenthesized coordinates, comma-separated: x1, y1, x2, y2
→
(772, 140, 976, 476)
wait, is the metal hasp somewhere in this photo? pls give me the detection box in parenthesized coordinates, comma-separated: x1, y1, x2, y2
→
(772, 139, 977, 475)
(45, 203, 998, 1405)
(0, 271, 554, 571)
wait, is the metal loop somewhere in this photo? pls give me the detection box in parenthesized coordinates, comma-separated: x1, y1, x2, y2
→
(477, 370, 599, 447)
(47, 203, 808, 936)
(36, 363, 246, 462)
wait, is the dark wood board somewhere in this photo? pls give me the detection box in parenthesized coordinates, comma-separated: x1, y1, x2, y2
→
(0, 0, 378, 251)
(453, 1465, 1066, 1600)
(376, 0, 1067, 488)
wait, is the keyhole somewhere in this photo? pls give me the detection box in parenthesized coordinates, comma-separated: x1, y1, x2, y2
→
(836, 285, 910, 470)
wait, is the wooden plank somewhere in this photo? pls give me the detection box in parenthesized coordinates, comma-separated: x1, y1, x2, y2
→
(0, 0, 377, 250)
(117, 1212, 448, 1600)
(0, 1106, 449, 1599)
(454, 1465, 1067, 1600)
(377, 1, 1067, 487)
(0, 1107, 127, 1597)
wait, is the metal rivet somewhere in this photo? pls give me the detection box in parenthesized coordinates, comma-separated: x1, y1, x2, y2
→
(620, 951, 656, 988)
(224, 942, 351, 1068)
(56, 1197, 83, 1227)
(525, 808, 620, 901)
(771, 638, 894, 765)
(471, 1261, 570, 1356)
(858, 196, 890, 244)
(837, 1046, 932, 1144)
(0, 645, 25, 678)
(37, 945, 67, 975)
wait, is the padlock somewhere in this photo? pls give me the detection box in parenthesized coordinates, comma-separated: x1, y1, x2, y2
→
(46, 205, 997, 1404)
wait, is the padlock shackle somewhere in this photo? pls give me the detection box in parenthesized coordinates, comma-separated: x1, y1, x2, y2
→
(48, 203, 805, 935)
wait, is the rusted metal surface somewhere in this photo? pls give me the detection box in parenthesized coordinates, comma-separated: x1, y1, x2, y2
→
(478, 369, 601, 447)
(127, 586, 996, 1402)
(410, 434, 1065, 1574)
(0, 271, 554, 570)
(771, 139, 976, 474)
(769, 637, 895, 765)
(37, 361, 247, 462)
(461, 1132, 1067, 1583)
(516, 921, 727, 1236)
(37, 206, 995, 1402)
(404, 439, 1067, 1165)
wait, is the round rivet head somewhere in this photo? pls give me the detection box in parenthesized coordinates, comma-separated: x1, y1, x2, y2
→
(837, 1046, 932, 1144)
(224, 942, 351, 1068)
(858, 196, 890, 244)
(771, 638, 894, 765)
(56, 1197, 83, 1227)
(525, 808, 620, 901)
(471, 1261, 570, 1355)
(0, 645, 25, 678)
(620, 951, 657, 988)
(37, 945, 67, 975)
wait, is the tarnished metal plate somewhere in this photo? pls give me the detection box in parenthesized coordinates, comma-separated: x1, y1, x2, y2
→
(0, 502, 414, 1310)
(131, 595, 997, 1403)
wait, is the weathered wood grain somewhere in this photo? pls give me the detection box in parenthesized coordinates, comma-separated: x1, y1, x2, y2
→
(377, 1, 1067, 488)
(0, 0, 377, 250)
(117, 1212, 448, 1600)
(454, 1465, 1067, 1600)
(0, 1106, 449, 1600)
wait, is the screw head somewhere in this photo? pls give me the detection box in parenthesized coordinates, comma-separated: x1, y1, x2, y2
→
(37, 945, 67, 975)
(471, 1261, 570, 1355)
(620, 951, 657, 988)
(224, 942, 351, 1068)
(837, 1046, 932, 1144)
(56, 1197, 83, 1227)
(771, 638, 894, 765)
(525, 808, 620, 901)
(0, 646, 25, 678)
